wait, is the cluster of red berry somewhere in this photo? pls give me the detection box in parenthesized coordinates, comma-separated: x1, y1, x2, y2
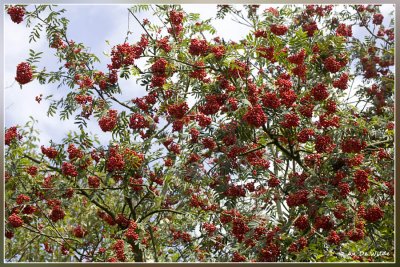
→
(372, 13, 384, 25)
(288, 49, 306, 65)
(41, 145, 58, 159)
(270, 24, 288, 35)
(333, 72, 349, 90)
(336, 23, 353, 37)
(286, 190, 309, 207)
(288, 236, 308, 253)
(67, 144, 83, 161)
(7, 6, 25, 24)
(125, 220, 139, 242)
(129, 113, 149, 130)
(151, 58, 168, 74)
(280, 113, 300, 128)
(189, 39, 209, 56)
(324, 56, 344, 73)
(211, 45, 225, 60)
(302, 21, 318, 37)
(189, 61, 208, 81)
(8, 213, 24, 228)
(341, 137, 366, 153)
(315, 135, 336, 153)
(232, 252, 247, 262)
(73, 225, 87, 238)
(172, 230, 191, 243)
(61, 162, 78, 177)
(109, 36, 148, 70)
(294, 215, 309, 231)
(106, 146, 125, 172)
(167, 102, 189, 119)
(15, 62, 33, 84)
(168, 10, 184, 36)
(353, 169, 370, 193)
(16, 194, 30, 205)
(25, 166, 38, 176)
(268, 174, 280, 187)
(297, 128, 315, 143)
(326, 230, 341, 245)
(112, 239, 126, 262)
(257, 46, 275, 62)
(5, 127, 22, 145)
(88, 176, 100, 188)
(311, 83, 329, 101)
(50, 205, 65, 222)
(243, 105, 267, 128)
(228, 60, 249, 79)
(99, 109, 118, 132)
(156, 36, 172, 52)
(246, 148, 270, 169)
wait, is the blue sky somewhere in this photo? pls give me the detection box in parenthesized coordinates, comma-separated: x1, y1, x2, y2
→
(4, 4, 394, 147)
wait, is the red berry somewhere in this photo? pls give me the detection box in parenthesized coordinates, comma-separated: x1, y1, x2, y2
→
(286, 190, 308, 207)
(88, 176, 100, 188)
(112, 239, 126, 262)
(26, 166, 38, 176)
(50, 205, 65, 222)
(336, 24, 352, 37)
(257, 46, 275, 61)
(294, 215, 309, 231)
(129, 113, 149, 130)
(243, 105, 267, 128)
(169, 10, 184, 25)
(288, 49, 306, 65)
(61, 162, 78, 177)
(8, 213, 23, 228)
(311, 83, 329, 101)
(326, 230, 341, 245)
(232, 252, 247, 262)
(16, 194, 30, 205)
(302, 21, 318, 37)
(106, 146, 125, 172)
(167, 102, 189, 119)
(15, 62, 33, 84)
(189, 39, 209, 56)
(41, 145, 58, 159)
(151, 58, 168, 74)
(333, 73, 349, 90)
(268, 175, 280, 187)
(341, 137, 366, 153)
(372, 13, 384, 25)
(280, 112, 300, 128)
(353, 169, 370, 193)
(157, 36, 172, 52)
(363, 206, 384, 222)
(270, 24, 288, 35)
(297, 128, 315, 143)
(5, 126, 22, 145)
(262, 92, 281, 109)
(99, 110, 118, 132)
(73, 225, 87, 238)
(324, 56, 342, 73)
(7, 6, 25, 24)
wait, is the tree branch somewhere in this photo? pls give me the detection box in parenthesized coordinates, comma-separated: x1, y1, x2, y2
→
(148, 224, 159, 262)
(261, 125, 308, 173)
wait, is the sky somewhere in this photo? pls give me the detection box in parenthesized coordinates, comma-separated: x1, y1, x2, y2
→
(4, 4, 395, 147)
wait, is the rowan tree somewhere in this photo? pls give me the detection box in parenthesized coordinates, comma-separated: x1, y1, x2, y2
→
(4, 4, 394, 262)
